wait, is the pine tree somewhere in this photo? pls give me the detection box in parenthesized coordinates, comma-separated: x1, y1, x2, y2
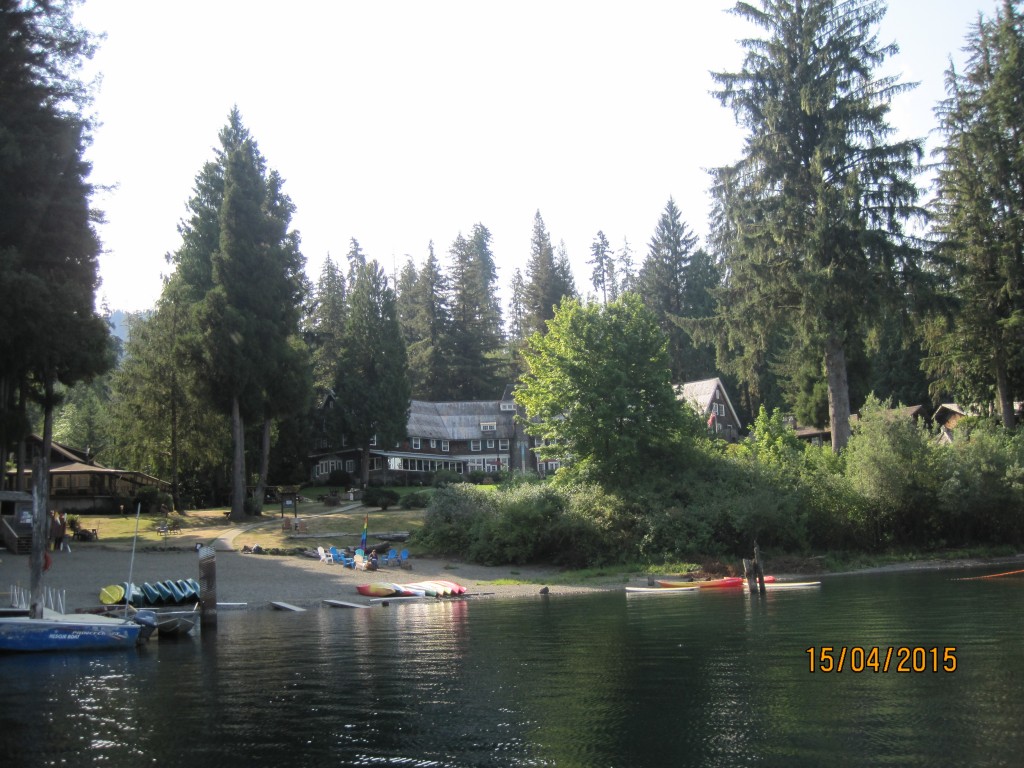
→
(334, 260, 410, 487)
(589, 231, 617, 304)
(925, 0, 1024, 428)
(446, 225, 505, 399)
(637, 198, 701, 382)
(523, 211, 576, 336)
(399, 244, 451, 400)
(711, 0, 925, 450)
(307, 256, 347, 391)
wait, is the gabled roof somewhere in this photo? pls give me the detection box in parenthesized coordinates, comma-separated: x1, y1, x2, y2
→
(676, 378, 740, 420)
(407, 400, 516, 440)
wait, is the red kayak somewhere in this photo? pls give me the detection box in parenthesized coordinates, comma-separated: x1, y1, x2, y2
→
(356, 583, 398, 597)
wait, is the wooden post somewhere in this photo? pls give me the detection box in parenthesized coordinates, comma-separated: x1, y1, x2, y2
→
(753, 542, 766, 595)
(198, 544, 217, 628)
(743, 558, 757, 592)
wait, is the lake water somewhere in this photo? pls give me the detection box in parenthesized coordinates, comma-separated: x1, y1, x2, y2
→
(2, 565, 1023, 767)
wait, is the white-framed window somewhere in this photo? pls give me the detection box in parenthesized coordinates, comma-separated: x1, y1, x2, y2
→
(481, 421, 496, 432)
(486, 439, 495, 449)
(430, 439, 437, 448)
(500, 402, 515, 411)
(470, 440, 481, 451)
(412, 437, 421, 449)
(498, 439, 509, 451)
(345, 460, 355, 473)
(369, 434, 377, 447)
(441, 440, 450, 452)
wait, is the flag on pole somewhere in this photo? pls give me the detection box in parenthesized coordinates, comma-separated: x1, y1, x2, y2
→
(360, 512, 368, 550)
(707, 411, 716, 428)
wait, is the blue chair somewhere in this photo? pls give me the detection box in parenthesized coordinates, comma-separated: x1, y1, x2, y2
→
(400, 549, 410, 568)
(384, 549, 399, 567)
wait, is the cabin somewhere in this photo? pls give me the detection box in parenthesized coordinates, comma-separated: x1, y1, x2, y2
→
(3, 436, 169, 514)
(0, 490, 33, 554)
(310, 389, 541, 485)
(676, 378, 743, 442)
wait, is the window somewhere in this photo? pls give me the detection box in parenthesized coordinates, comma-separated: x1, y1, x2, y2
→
(430, 439, 437, 448)
(441, 440, 450, 452)
(471, 440, 481, 451)
(486, 439, 494, 449)
(369, 435, 377, 447)
(500, 402, 515, 411)
(412, 437, 421, 450)
(498, 439, 509, 451)
(481, 421, 496, 432)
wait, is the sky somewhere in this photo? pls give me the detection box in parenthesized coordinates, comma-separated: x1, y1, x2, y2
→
(73, 0, 998, 314)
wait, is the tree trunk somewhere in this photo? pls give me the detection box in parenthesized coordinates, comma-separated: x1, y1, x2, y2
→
(29, 385, 55, 619)
(994, 349, 1016, 429)
(360, 445, 371, 488)
(824, 335, 852, 452)
(253, 418, 271, 515)
(170, 371, 181, 513)
(230, 396, 246, 519)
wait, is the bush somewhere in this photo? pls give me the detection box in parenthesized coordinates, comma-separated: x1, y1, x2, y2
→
(399, 490, 431, 509)
(327, 469, 351, 488)
(432, 469, 464, 487)
(362, 487, 400, 510)
(414, 484, 496, 555)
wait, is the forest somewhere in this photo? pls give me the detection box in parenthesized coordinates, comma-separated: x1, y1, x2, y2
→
(2, 1, 1022, 562)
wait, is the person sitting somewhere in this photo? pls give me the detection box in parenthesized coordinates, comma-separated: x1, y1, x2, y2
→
(368, 549, 379, 571)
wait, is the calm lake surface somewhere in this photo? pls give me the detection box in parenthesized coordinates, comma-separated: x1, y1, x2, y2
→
(2, 565, 1023, 767)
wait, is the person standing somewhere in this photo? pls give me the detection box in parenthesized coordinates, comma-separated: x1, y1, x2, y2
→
(58, 513, 71, 552)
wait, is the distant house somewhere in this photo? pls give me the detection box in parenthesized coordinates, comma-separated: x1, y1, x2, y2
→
(791, 404, 931, 447)
(310, 389, 542, 484)
(3, 435, 168, 513)
(676, 378, 743, 441)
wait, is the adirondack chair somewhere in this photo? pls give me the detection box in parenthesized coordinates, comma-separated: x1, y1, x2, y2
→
(384, 549, 399, 567)
(317, 546, 335, 565)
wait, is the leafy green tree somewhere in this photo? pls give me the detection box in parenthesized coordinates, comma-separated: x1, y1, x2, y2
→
(711, 0, 925, 450)
(925, 0, 1024, 428)
(333, 260, 411, 487)
(516, 294, 688, 490)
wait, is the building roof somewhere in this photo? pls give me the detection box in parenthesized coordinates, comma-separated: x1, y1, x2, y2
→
(407, 400, 517, 440)
(676, 378, 740, 421)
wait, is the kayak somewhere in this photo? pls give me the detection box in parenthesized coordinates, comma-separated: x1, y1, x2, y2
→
(99, 584, 125, 605)
(356, 583, 398, 597)
(626, 585, 700, 594)
(744, 580, 821, 591)
(433, 580, 467, 595)
(657, 576, 776, 590)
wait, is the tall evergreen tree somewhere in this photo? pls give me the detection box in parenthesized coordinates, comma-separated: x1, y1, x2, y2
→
(307, 256, 347, 392)
(399, 244, 451, 400)
(168, 110, 306, 518)
(711, 0, 925, 450)
(925, 0, 1024, 428)
(334, 260, 410, 487)
(637, 198, 701, 382)
(523, 211, 576, 336)
(589, 230, 617, 304)
(0, 0, 112, 615)
(446, 225, 504, 399)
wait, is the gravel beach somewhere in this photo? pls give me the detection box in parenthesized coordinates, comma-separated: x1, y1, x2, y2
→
(0, 533, 613, 612)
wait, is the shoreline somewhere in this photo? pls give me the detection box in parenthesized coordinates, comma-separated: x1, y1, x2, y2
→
(4, 536, 1023, 612)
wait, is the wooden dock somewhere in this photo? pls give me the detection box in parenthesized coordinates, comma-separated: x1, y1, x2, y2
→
(270, 601, 306, 612)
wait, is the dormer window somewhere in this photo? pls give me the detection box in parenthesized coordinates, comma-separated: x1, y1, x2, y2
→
(500, 402, 515, 411)
(481, 422, 497, 432)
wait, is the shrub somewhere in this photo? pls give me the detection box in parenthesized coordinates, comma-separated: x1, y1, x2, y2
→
(432, 469, 464, 487)
(363, 488, 400, 510)
(327, 469, 351, 488)
(414, 484, 496, 555)
(400, 490, 431, 509)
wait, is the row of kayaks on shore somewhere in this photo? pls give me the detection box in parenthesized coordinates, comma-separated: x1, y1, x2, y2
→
(99, 579, 202, 607)
(626, 576, 822, 594)
(356, 580, 466, 598)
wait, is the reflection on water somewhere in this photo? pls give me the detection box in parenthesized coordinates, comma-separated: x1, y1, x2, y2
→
(2, 566, 1023, 767)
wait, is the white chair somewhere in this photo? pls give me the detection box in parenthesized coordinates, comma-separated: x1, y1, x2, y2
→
(317, 546, 335, 565)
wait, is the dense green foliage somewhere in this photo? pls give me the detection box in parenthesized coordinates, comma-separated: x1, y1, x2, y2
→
(419, 404, 1024, 567)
